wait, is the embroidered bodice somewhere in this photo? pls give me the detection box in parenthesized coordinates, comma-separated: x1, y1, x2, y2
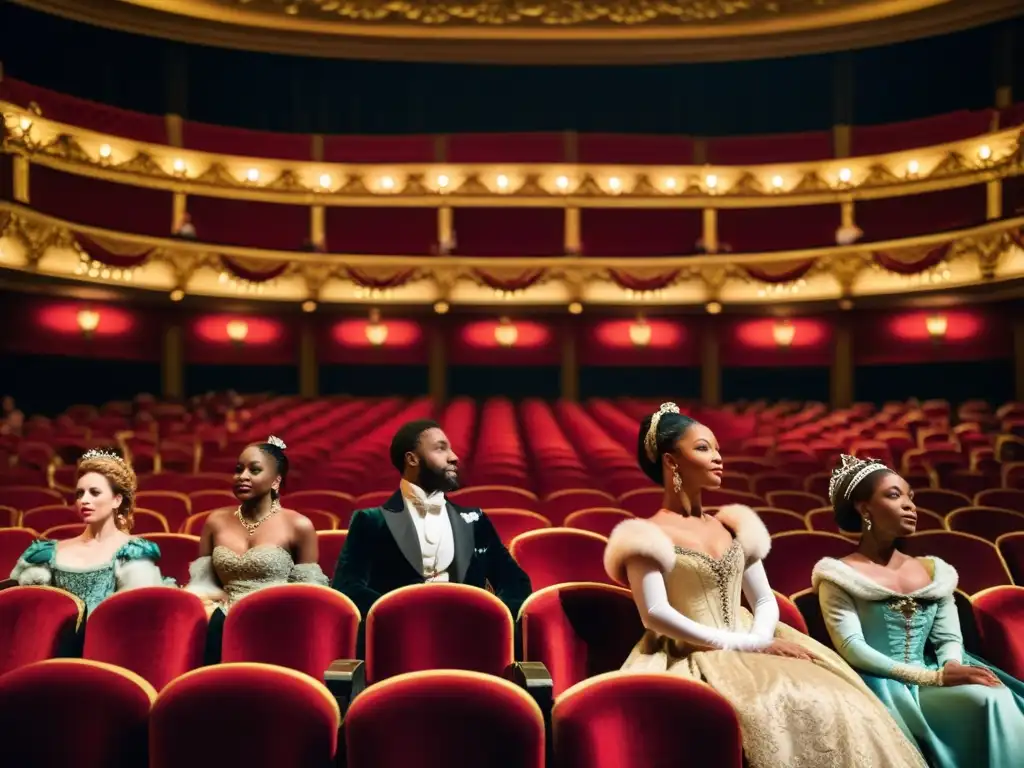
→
(212, 545, 295, 603)
(666, 538, 745, 638)
(12, 537, 162, 614)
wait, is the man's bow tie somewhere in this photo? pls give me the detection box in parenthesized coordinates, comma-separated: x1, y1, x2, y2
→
(410, 497, 444, 516)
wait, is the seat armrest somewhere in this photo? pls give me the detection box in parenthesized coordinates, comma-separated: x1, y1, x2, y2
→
(506, 661, 554, 763)
(324, 659, 365, 718)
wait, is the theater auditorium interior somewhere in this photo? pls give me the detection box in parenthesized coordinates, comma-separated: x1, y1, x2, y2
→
(1, 1, 1024, 766)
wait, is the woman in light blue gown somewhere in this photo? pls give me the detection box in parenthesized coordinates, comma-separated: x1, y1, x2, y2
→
(813, 455, 1024, 768)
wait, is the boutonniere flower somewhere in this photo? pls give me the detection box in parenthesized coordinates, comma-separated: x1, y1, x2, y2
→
(460, 511, 480, 523)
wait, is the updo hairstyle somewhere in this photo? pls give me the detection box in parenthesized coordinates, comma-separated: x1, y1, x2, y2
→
(77, 453, 138, 533)
(636, 410, 698, 486)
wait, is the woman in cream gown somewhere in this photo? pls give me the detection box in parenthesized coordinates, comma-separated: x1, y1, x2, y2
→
(604, 404, 925, 768)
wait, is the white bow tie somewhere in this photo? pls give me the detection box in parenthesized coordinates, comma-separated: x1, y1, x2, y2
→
(410, 497, 444, 516)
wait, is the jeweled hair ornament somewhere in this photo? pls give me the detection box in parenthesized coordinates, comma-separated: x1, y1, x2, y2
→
(829, 454, 889, 505)
(266, 435, 287, 450)
(644, 402, 680, 462)
(80, 448, 128, 466)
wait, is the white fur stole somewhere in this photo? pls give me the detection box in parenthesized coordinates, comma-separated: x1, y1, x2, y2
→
(183, 555, 228, 603)
(714, 504, 772, 564)
(604, 519, 676, 586)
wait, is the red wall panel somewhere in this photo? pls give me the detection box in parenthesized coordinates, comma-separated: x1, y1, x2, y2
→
(853, 308, 1011, 365)
(185, 313, 297, 366)
(319, 317, 428, 365)
(448, 318, 559, 366)
(720, 317, 834, 367)
(579, 318, 698, 366)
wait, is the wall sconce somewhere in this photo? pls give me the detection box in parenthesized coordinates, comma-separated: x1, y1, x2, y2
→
(365, 308, 388, 346)
(772, 320, 796, 348)
(629, 314, 652, 347)
(494, 317, 518, 347)
(226, 320, 249, 344)
(926, 313, 948, 341)
(76, 309, 101, 337)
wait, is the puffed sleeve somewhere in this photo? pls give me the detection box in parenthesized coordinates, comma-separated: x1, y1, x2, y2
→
(10, 539, 56, 585)
(114, 538, 170, 590)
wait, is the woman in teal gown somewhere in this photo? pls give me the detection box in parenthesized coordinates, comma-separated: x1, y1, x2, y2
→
(813, 455, 1024, 768)
(9, 449, 169, 613)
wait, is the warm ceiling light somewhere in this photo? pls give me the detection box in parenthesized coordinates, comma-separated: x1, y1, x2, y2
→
(172, 159, 186, 173)
(319, 174, 332, 189)
(302, 300, 317, 313)
(568, 301, 583, 315)
(772, 320, 796, 348)
(494, 317, 518, 347)
(926, 313, 948, 340)
(629, 315, 652, 347)
(555, 175, 569, 190)
(496, 174, 509, 190)
(838, 298, 854, 311)
(246, 168, 260, 183)
(226, 320, 249, 343)
(437, 174, 449, 189)
(98, 144, 112, 159)
(380, 175, 395, 191)
(365, 309, 388, 346)
(19, 117, 32, 132)
(169, 289, 185, 302)
(907, 160, 920, 175)
(705, 301, 722, 315)
(664, 177, 677, 190)
(978, 145, 992, 161)
(771, 175, 784, 189)
(705, 174, 718, 190)
(433, 300, 450, 315)
(76, 309, 100, 335)
(608, 176, 622, 192)
(838, 167, 852, 183)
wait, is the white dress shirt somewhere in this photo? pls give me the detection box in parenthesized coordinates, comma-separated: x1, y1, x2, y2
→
(401, 479, 454, 582)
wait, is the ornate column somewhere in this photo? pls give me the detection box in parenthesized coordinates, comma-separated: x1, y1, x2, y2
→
(700, 322, 721, 407)
(161, 324, 184, 399)
(428, 325, 447, 405)
(830, 318, 854, 409)
(166, 113, 185, 234)
(560, 324, 579, 402)
(564, 207, 581, 254)
(701, 208, 718, 254)
(12, 156, 29, 203)
(298, 322, 318, 398)
(310, 205, 326, 248)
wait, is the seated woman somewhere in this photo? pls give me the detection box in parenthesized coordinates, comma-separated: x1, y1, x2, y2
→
(10, 449, 167, 613)
(813, 456, 1024, 768)
(605, 404, 925, 768)
(184, 435, 328, 616)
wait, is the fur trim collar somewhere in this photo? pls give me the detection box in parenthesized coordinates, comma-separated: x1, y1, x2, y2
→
(603, 519, 676, 586)
(811, 556, 958, 601)
(714, 504, 771, 563)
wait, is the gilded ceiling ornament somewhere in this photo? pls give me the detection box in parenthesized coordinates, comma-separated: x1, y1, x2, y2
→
(862, 164, 899, 186)
(929, 151, 970, 177)
(195, 162, 244, 186)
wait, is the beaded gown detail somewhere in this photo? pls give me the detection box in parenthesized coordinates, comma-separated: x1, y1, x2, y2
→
(606, 515, 926, 768)
(814, 557, 1024, 768)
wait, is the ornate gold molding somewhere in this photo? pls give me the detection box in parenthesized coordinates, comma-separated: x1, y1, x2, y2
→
(2, 202, 1021, 309)
(3, 105, 1021, 209)
(12, 0, 1021, 64)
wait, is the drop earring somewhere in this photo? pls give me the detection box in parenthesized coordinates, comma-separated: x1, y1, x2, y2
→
(864, 517, 872, 531)
(672, 468, 683, 494)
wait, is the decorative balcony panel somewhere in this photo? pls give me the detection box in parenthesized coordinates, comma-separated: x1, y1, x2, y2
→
(850, 110, 996, 156)
(323, 135, 435, 163)
(0, 78, 168, 144)
(187, 196, 309, 251)
(182, 121, 314, 161)
(447, 134, 566, 164)
(324, 207, 436, 255)
(706, 131, 833, 166)
(30, 164, 172, 237)
(577, 134, 695, 165)
(857, 184, 988, 243)
(452, 208, 563, 257)
(580, 209, 702, 258)
(718, 205, 839, 253)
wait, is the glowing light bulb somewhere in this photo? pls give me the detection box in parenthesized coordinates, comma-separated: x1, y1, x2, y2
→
(978, 145, 992, 161)
(98, 144, 112, 159)
(496, 174, 509, 190)
(437, 174, 449, 189)
(907, 160, 920, 175)
(319, 174, 332, 189)
(555, 175, 569, 190)
(608, 177, 622, 192)
(771, 175, 784, 189)
(173, 159, 186, 173)
(705, 174, 718, 190)
(664, 177, 677, 190)
(246, 168, 260, 183)
(380, 175, 395, 190)
(838, 167, 852, 183)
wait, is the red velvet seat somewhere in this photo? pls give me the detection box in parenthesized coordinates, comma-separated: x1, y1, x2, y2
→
(704, 489, 767, 508)
(901, 531, 1012, 594)
(316, 529, 348, 580)
(975, 489, 1024, 513)
(292, 508, 340, 531)
(180, 511, 212, 535)
(365, 583, 514, 684)
(136, 491, 191, 533)
(140, 533, 199, 587)
(84, 587, 206, 691)
(287, 490, 355, 521)
(346, 670, 544, 768)
(509, 529, 612, 591)
(543, 488, 618, 525)
(617, 487, 662, 518)
(222, 584, 359, 681)
(130, 508, 171, 533)
(911, 489, 972, 516)
(520, 582, 642, 696)
(1, 487, 64, 513)
(486, 509, 552, 544)
(0, 503, 19, 527)
(792, 588, 836, 650)
(450, 485, 540, 511)
(188, 490, 237, 515)
(752, 508, 808, 535)
(151, 663, 340, 768)
(751, 473, 801, 496)
(564, 508, 634, 538)
(0, 586, 84, 674)
(553, 672, 743, 768)
(0, 527, 38, 576)
(0, 659, 155, 768)
(972, 586, 1024, 680)
(765, 490, 827, 515)
(352, 490, 392, 509)
(763, 532, 857, 597)
(21, 504, 78, 531)
(42, 523, 87, 540)
(774, 591, 809, 634)
(946, 507, 1024, 542)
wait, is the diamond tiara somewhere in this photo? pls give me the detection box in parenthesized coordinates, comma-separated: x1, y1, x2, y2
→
(266, 435, 287, 450)
(644, 402, 679, 462)
(80, 448, 127, 466)
(829, 454, 889, 504)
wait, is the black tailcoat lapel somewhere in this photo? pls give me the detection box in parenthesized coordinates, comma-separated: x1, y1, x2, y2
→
(446, 501, 475, 584)
(380, 491, 423, 577)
